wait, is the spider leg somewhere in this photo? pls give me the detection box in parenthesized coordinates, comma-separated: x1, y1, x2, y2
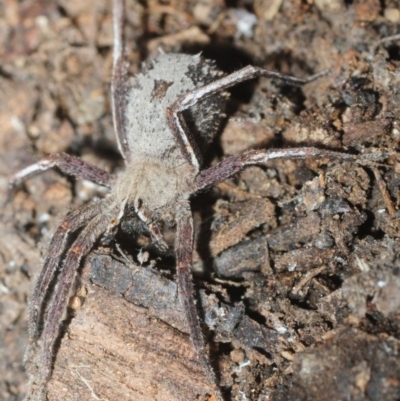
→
(166, 64, 327, 171)
(194, 147, 394, 190)
(27, 208, 115, 401)
(28, 197, 112, 345)
(148, 221, 169, 253)
(171, 65, 322, 114)
(102, 199, 169, 254)
(111, 0, 130, 161)
(166, 105, 202, 171)
(175, 199, 223, 401)
(130, 201, 169, 252)
(8, 152, 112, 200)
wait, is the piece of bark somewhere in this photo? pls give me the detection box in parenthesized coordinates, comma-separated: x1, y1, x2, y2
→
(342, 119, 392, 147)
(207, 198, 276, 257)
(43, 252, 285, 401)
(267, 212, 321, 251)
(47, 270, 213, 401)
(211, 236, 270, 278)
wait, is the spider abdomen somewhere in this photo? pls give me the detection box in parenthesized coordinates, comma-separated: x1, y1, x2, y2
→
(125, 53, 227, 165)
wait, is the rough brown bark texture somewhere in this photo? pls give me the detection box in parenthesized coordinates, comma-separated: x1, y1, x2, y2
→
(1, 0, 400, 400)
(48, 262, 213, 401)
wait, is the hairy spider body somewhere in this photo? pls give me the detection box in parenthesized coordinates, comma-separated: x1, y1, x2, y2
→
(115, 157, 194, 223)
(111, 53, 227, 252)
(8, 1, 394, 400)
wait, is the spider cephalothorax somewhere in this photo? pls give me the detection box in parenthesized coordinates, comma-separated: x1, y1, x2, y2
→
(8, 1, 394, 400)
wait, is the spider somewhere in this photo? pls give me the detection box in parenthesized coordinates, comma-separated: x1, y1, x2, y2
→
(8, 0, 393, 400)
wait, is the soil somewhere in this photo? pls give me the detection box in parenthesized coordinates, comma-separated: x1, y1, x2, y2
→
(1, 0, 400, 400)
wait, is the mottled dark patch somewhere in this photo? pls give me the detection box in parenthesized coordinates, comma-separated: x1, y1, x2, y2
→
(180, 59, 227, 157)
(150, 79, 173, 101)
(186, 59, 220, 86)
